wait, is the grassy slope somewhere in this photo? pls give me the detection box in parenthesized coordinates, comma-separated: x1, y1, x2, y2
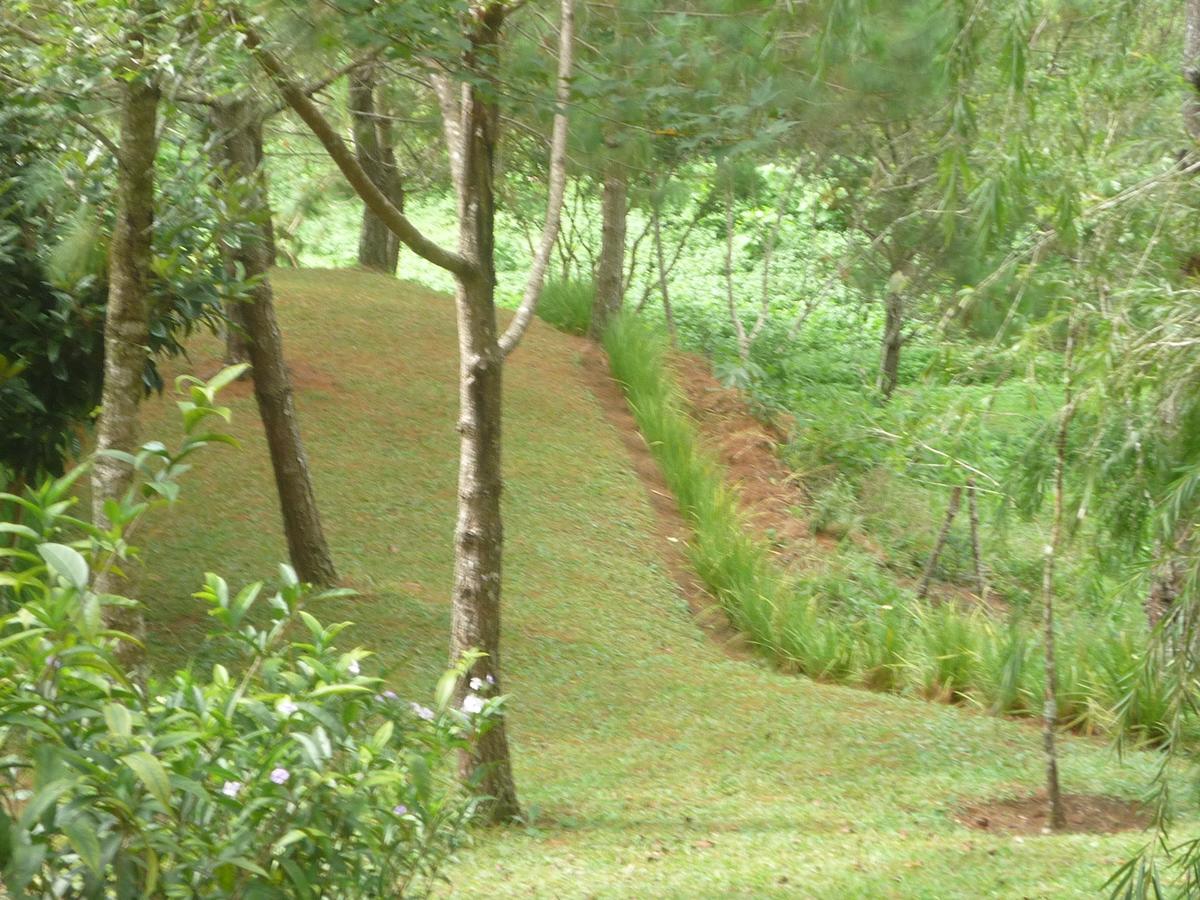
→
(135, 269, 1176, 898)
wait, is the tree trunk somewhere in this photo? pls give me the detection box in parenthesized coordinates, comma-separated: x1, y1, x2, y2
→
(588, 162, 627, 339)
(444, 8, 521, 824)
(651, 199, 678, 344)
(724, 185, 750, 363)
(92, 13, 158, 621)
(350, 65, 404, 274)
(1041, 322, 1075, 833)
(966, 477, 987, 599)
(211, 99, 338, 587)
(916, 485, 962, 600)
(879, 278, 904, 401)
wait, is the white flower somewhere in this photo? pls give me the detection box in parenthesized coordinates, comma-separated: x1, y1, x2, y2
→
(461, 694, 485, 715)
(277, 698, 298, 717)
(410, 702, 435, 721)
(469, 676, 484, 691)
(222, 780, 242, 798)
(347, 660, 361, 676)
(269, 767, 290, 785)
(485, 674, 495, 685)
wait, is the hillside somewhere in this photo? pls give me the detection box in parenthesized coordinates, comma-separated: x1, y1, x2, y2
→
(134, 269, 1173, 897)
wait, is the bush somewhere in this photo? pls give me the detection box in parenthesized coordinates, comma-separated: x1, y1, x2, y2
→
(536, 278, 593, 335)
(0, 369, 488, 897)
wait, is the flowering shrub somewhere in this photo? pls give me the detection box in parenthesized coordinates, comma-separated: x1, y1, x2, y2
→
(0, 367, 498, 897)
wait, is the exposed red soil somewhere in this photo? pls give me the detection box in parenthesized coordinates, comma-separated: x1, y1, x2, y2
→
(667, 352, 814, 570)
(958, 793, 1150, 835)
(576, 344, 752, 660)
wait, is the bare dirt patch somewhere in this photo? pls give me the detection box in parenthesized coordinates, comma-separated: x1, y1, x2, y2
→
(576, 344, 751, 660)
(958, 793, 1150, 835)
(667, 352, 812, 569)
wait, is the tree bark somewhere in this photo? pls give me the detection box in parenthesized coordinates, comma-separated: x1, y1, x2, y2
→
(211, 98, 338, 587)
(92, 10, 158, 618)
(589, 161, 627, 339)
(879, 276, 904, 401)
(350, 65, 404, 274)
(916, 485, 962, 600)
(1041, 322, 1075, 833)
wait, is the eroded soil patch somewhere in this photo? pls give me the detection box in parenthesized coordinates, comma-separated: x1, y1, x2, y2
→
(958, 793, 1150, 835)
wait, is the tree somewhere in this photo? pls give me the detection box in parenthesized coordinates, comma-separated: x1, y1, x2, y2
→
(349, 63, 404, 274)
(235, 0, 574, 822)
(91, 0, 159, 621)
(210, 96, 339, 586)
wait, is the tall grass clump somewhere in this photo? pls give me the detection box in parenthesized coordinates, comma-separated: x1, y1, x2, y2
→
(601, 313, 1172, 740)
(536, 277, 594, 335)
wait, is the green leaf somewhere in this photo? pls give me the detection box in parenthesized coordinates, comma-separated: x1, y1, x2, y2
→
(63, 818, 102, 877)
(123, 751, 172, 807)
(0, 523, 38, 540)
(38, 542, 89, 589)
(103, 702, 132, 738)
(206, 363, 251, 393)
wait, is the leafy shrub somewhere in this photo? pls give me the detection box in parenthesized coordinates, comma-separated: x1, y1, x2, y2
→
(0, 369, 488, 897)
(536, 278, 593, 336)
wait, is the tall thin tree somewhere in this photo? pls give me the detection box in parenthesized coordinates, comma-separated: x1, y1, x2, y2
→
(235, 0, 574, 822)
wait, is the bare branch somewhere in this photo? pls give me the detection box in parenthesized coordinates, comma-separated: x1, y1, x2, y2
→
(227, 5, 473, 278)
(498, 0, 574, 357)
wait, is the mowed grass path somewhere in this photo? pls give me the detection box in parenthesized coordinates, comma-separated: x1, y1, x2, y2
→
(135, 269, 1175, 897)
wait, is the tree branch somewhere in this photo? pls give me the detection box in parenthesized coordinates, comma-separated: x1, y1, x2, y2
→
(498, 0, 574, 357)
(227, 5, 474, 278)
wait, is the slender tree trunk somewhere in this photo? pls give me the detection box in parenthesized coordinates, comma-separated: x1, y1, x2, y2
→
(350, 65, 404, 274)
(92, 13, 158, 623)
(1041, 323, 1075, 832)
(725, 185, 750, 363)
(443, 8, 521, 824)
(879, 279, 904, 401)
(916, 485, 962, 600)
(211, 99, 338, 586)
(651, 200, 678, 344)
(589, 161, 627, 339)
(966, 477, 987, 599)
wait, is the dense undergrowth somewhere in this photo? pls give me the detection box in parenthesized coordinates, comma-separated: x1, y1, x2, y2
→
(603, 313, 1172, 743)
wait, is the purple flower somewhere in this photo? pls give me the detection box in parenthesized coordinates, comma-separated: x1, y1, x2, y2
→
(393, 804, 408, 816)
(222, 780, 242, 798)
(383, 690, 398, 699)
(269, 767, 290, 785)
(461, 694, 485, 715)
(277, 698, 298, 717)
(485, 674, 495, 685)
(410, 702, 435, 721)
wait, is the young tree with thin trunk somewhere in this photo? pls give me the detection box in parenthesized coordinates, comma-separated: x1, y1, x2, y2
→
(1041, 319, 1076, 832)
(234, 0, 574, 823)
(589, 154, 627, 339)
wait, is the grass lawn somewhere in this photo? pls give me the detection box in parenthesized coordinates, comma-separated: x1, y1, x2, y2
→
(133, 268, 1183, 897)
